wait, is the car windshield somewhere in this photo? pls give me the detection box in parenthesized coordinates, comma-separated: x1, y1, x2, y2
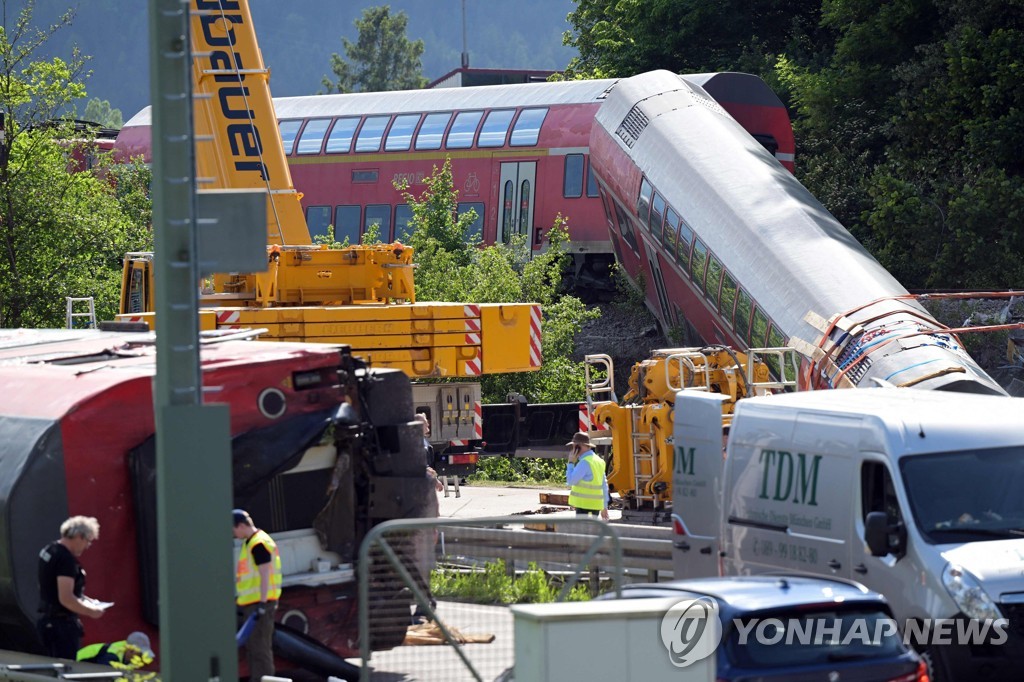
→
(725, 606, 905, 668)
(900, 446, 1024, 543)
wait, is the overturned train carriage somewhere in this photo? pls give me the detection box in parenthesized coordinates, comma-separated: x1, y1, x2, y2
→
(590, 70, 1003, 394)
(0, 329, 432, 662)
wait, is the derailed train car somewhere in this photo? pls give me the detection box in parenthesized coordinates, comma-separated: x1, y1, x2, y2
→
(590, 70, 1003, 394)
(0, 328, 431, 671)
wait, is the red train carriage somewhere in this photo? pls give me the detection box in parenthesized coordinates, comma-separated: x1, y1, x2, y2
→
(115, 72, 794, 294)
(0, 329, 431, 671)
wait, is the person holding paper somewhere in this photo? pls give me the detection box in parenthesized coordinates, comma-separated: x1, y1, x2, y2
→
(36, 516, 107, 659)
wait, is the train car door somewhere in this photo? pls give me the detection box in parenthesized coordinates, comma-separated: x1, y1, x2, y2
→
(498, 162, 536, 244)
(645, 239, 672, 328)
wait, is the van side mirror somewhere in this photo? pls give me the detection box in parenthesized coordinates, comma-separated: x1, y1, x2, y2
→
(865, 512, 891, 557)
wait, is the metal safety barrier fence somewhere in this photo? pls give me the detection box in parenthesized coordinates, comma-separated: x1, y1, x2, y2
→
(357, 516, 626, 682)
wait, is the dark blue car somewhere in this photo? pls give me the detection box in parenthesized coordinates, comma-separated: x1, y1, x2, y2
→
(597, 575, 925, 681)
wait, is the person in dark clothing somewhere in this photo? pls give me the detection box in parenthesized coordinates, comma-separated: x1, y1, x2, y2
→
(37, 516, 107, 659)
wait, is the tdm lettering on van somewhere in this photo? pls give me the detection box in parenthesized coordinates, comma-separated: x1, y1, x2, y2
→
(756, 450, 821, 506)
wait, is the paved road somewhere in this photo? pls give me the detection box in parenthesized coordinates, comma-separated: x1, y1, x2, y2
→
(437, 483, 624, 522)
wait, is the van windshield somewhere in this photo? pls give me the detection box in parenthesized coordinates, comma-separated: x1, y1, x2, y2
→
(901, 446, 1024, 544)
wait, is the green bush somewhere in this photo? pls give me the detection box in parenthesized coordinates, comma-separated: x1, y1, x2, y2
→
(430, 560, 591, 605)
(469, 457, 566, 485)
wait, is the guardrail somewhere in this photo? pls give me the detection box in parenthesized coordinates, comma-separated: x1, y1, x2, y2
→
(440, 522, 673, 574)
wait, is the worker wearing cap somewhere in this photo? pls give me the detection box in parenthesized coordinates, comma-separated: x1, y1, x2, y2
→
(77, 631, 154, 666)
(566, 432, 610, 520)
(232, 509, 282, 682)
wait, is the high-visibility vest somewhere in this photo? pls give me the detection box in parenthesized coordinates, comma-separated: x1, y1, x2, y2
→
(77, 640, 128, 662)
(236, 529, 283, 606)
(568, 452, 607, 511)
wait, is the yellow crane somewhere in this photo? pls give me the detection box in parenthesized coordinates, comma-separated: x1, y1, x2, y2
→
(115, 0, 542, 470)
(585, 346, 800, 522)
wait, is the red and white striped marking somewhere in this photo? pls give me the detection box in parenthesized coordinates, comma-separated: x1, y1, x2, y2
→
(579, 403, 609, 432)
(465, 349, 482, 376)
(216, 310, 242, 329)
(449, 439, 468, 447)
(529, 305, 542, 367)
(473, 401, 483, 440)
(464, 306, 482, 347)
(124, 316, 145, 324)
(578, 404, 591, 432)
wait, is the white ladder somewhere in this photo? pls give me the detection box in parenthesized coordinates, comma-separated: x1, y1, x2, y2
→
(66, 297, 97, 329)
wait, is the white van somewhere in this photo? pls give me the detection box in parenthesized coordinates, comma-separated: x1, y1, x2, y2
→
(671, 388, 1024, 680)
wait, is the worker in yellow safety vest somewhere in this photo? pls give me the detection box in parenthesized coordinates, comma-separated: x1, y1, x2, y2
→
(232, 509, 282, 682)
(566, 432, 610, 520)
(77, 631, 154, 666)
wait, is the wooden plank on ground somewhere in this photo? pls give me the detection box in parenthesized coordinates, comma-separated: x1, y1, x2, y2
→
(538, 491, 570, 506)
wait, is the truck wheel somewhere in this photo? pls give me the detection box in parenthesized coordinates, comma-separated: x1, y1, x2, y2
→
(920, 646, 948, 682)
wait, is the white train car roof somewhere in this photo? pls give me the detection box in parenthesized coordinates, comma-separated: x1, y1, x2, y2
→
(122, 78, 618, 129)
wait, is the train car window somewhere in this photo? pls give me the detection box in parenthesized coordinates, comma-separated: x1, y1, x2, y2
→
(586, 163, 600, 197)
(479, 109, 516, 147)
(296, 118, 331, 155)
(306, 205, 332, 241)
(334, 205, 361, 245)
(351, 170, 378, 183)
(705, 256, 723, 304)
(651, 193, 666, 244)
(279, 120, 302, 155)
(613, 202, 638, 252)
(355, 115, 391, 152)
(365, 204, 392, 241)
(563, 154, 584, 198)
(395, 204, 414, 240)
(691, 239, 708, 287)
(415, 112, 452, 150)
(638, 179, 653, 229)
(458, 202, 484, 240)
(446, 110, 484, 149)
(325, 117, 360, 154)
(502, 180, 514, 242)
(518, 180, 531, 237)
(735, 289, 753, 343)
(664, 208, 680, 257)
(751, 306, 770, 347)
(510, 108, 548, 146)
(676, 220, 694, 272)
(385, 114, 421, 151)
(720, 272, 737, 322)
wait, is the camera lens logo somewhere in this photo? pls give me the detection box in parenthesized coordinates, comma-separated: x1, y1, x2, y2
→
(660, 597, 723, 667)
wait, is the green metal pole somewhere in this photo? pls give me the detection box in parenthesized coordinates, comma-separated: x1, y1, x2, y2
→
(150, 1, 237, 680)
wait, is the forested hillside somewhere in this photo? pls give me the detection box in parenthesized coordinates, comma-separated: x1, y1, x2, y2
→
(18, 0, 575, 119)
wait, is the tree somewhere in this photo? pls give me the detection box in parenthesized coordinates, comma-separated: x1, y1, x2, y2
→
(82, 97, 122, 128)
(562, 0, 825, 81)
(398, 158, 600, 403)
(0, 1, 152, 327)
(322, 6, 427, 94)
